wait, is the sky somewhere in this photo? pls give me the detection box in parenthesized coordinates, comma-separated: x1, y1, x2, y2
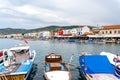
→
(0, 0, 120, 29)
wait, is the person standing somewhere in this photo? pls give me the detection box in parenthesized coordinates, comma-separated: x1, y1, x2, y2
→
(7, 50, 14, 64)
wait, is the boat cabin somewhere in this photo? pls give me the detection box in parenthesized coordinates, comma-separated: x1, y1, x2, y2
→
(45, 53, 62, 63)
(45, 53, 68, 71)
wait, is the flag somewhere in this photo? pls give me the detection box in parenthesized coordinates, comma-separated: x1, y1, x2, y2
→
(24, 39, 28, 44)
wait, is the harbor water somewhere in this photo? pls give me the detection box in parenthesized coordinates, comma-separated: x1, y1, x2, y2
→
(0, 39, 120, 80)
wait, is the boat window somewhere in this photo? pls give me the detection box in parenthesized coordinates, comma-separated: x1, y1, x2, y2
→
(61, 64, 65, 71)
(46, 64, 50, 72)
(52, 55, 55, 58)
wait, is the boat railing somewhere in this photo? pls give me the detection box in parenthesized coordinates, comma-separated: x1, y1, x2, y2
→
(45, 62, 68, 72)
(45, 56, 62, 63)
(79, 53, 93, 80)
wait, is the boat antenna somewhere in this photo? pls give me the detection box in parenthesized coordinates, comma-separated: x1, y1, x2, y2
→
(68, 54, 74, 69)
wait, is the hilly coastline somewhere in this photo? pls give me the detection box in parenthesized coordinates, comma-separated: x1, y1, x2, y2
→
(0, 25, 80, 34)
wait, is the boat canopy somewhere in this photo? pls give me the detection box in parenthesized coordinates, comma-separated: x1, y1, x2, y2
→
(79, 55, 115, 74)
(9, 46, 29, 51)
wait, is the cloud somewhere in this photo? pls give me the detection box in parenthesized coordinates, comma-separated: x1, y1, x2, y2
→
(0, 0, 120, 29)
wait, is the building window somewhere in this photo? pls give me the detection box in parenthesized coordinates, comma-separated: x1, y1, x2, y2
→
(80, 32, 82, 35)
(114, 30, 117, 34)
(106, 31, 107, 34)
(110, 31, 112, 34)
(118, 30, 120, 34)
(102, 31, 104, 34)
(81, 28, 82, 31)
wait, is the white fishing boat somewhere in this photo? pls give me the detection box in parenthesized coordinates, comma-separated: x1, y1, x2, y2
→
(0, 44, 36, 80)
(100, 51, 120, 76)
(44, 53, 72, 80)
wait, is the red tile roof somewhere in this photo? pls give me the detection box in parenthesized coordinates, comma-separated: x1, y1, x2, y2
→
(102, 25, 120, 29)
(91, 30, 99, 33)
(84, 32, 91, 35)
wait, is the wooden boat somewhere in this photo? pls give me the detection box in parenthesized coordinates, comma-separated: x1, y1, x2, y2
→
(79, 53, 120, 80)
(0, 44, 36, 80)
(44, 53, 72, 80)
(100, 52, 120, 76)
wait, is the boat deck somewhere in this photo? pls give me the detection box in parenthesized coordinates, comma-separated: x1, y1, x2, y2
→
(44, 53, 72, 80)
(79, 55, 120, 80)
(15, 52, 30, 64)
(0, 51, 31, 75)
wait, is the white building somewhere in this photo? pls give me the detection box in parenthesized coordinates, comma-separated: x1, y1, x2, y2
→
(63, 29, 71, 34)
(87, 25, 120, 38)
(24, 32, 39, 38)
(75, 26, 91, 36)
(63, 29, 73, 36)
(70, 28, 77, 36)
(62, 26, 94, 36)
(39, 31, 51, 39)
(99, 25, 120, 37)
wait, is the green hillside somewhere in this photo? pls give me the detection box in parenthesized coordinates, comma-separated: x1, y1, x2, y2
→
(0, 25, 94, 34)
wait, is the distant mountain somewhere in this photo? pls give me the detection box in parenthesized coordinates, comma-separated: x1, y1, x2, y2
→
(0, 25, 96, 34)
(29, 25, 79, 32)
(0, 28, 27, 34)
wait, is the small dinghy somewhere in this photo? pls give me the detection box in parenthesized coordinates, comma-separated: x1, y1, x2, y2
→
(44, 53, 72, 80)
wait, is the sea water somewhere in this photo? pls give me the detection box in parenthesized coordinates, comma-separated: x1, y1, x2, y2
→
(0, 39, 120, 80)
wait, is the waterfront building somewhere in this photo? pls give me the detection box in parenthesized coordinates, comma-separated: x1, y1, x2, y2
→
(63, 29, 73, 36)
(76, 26, 90, 36)
(99, 25, 120, 38)
(87, 25, 120, 38)
(70, 28, 77, 36)
(4, 34, 12, 38)
(24, 32, 39, 40)
(0, 34, 5, 38)
(12, 34, 23, 39)
(62, 26, 95, 37)
(87, 25, 120, 43)
(39, 31, 52, 39)
(58, 29, 63, 36)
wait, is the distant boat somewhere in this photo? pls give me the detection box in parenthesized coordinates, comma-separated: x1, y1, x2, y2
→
(0, 44, 36, 80)
(100, 52, 120, 76)
(44, 53, 72, 80)
(96, 39, 105, 44)
(79, 53, 120, 80)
